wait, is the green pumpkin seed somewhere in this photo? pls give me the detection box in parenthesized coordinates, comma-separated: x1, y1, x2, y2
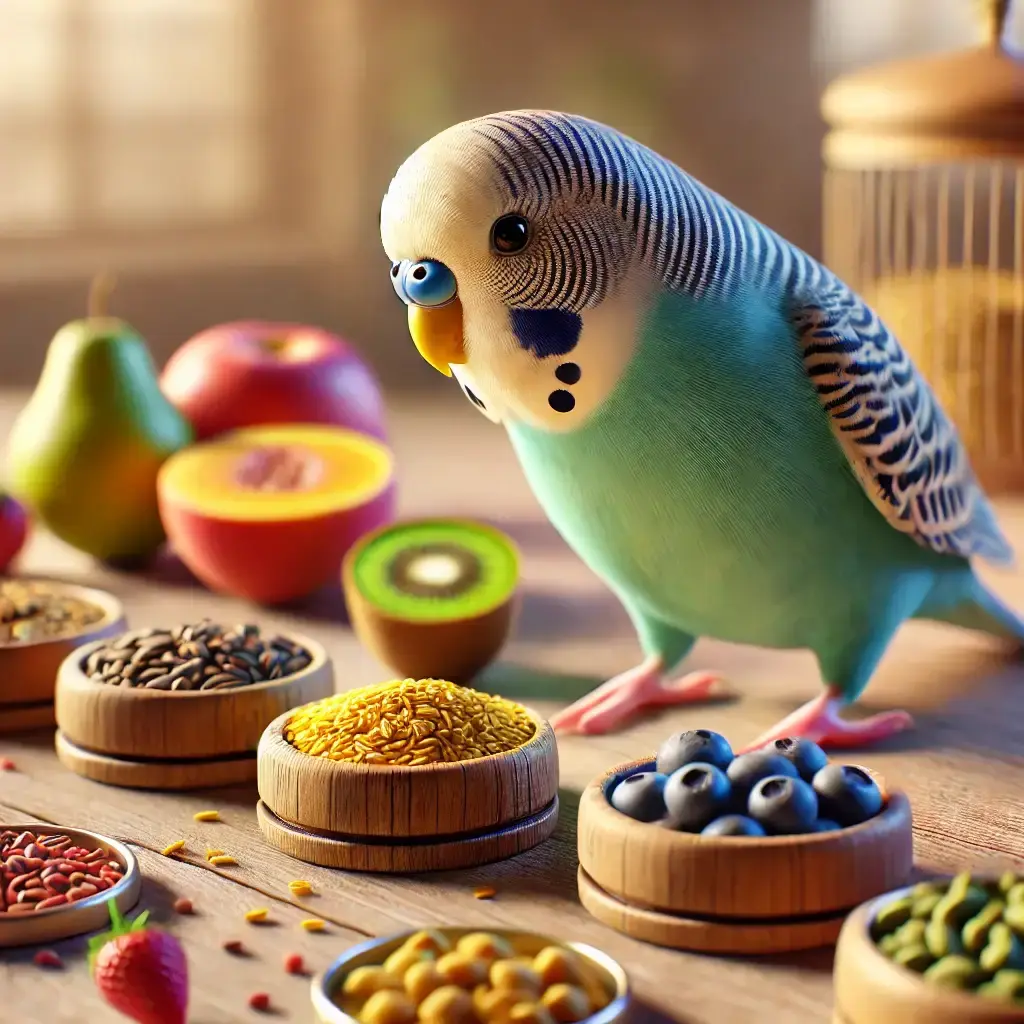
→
(892, 943, 934, 973)
(963, 899, 1006, 953)
(923, 955, 982, 989)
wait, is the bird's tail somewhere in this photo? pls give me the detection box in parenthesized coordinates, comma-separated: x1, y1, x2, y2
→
(919, 574, 1024, 647)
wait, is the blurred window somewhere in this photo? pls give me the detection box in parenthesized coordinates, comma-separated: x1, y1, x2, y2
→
(0, 0, 261, 235)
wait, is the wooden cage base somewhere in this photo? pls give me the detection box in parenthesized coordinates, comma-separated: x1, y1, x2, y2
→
(577, 867, 848, 955)
(257, 797, 559, 874)
(55, 731, 258, 791)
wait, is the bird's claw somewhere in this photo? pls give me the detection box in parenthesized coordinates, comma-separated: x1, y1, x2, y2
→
(550, 663, 725, 736)
(739, 692, 914, 753)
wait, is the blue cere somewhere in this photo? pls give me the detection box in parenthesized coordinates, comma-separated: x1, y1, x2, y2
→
(510, 307, 582, 358)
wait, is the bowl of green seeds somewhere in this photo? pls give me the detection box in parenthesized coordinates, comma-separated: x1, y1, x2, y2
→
(833, 871, 1024, 1024)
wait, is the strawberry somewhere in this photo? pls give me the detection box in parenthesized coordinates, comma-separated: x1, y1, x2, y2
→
(88, 900, 189, 1024)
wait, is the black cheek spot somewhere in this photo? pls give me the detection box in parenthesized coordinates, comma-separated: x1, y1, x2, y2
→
(463, 384, 486, 410)
(548, 390, 576, 414)
(509, 308, 583, 359)
(555, 362, 581, 385)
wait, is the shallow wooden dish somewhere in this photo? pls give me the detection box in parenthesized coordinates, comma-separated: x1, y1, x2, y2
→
(0, 823, 141, 948)
(0, 581, 126, 734)
(256, 703, 559, 872)
(833, 884, 1024, 1024)
(577, 758, 914, 955)
(53, 629, 334, 791)
(310, 926, 631, 1024)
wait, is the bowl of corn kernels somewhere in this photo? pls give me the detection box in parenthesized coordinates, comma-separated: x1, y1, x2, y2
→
(311, 927, 630, 1024)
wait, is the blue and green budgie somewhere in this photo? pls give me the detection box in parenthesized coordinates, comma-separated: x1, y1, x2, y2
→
(379, 109, 1024, 749)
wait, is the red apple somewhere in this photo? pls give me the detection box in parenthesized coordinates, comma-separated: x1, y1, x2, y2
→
(0, 492, 29, 573)
(159, 321, 387, 443)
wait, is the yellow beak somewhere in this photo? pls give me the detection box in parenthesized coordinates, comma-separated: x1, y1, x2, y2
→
(407, 299, 466, 377)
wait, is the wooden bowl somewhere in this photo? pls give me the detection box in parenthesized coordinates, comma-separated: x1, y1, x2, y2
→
(833, 884, 1024, 1024)
(310, 926, 631, 1024)
(0, 823, 141, 948)
(256, 703, 559, 872)
(0, 581, 126, 734)
(577, 758, 914, 955)
(54, 629, 334, 791)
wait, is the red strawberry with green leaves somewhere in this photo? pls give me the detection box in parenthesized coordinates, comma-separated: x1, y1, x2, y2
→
(89, 900, 189, 1024)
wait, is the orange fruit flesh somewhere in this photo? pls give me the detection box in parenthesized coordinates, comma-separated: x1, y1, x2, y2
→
(158, 424, 393, 522)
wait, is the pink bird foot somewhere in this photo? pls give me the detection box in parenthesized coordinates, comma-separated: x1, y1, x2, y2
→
(740, 689, 914, 753)
(550, 657, 724, 735)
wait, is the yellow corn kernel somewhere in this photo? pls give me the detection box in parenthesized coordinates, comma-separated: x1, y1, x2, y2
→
(193, 810, 221, 822)
(161, 840, 186, 857)
(245, 908, 269, 923)
(301, 918, 326, 932)
(209, 855, 238, 867)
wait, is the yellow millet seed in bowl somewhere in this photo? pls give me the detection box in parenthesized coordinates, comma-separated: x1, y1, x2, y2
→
(284, 678, 536, 765)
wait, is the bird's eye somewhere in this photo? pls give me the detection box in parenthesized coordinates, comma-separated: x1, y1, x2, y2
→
(491, 214, 530, 255)
(404, 259, 458, 307)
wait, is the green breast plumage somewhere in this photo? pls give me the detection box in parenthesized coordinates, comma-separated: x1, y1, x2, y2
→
(504, 287, 944, 650)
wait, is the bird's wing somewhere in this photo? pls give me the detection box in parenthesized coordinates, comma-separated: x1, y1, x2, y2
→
(792, 282, 1013, 565)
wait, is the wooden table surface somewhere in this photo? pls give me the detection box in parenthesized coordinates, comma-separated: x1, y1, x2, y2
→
(3, 389, 1024, 1024)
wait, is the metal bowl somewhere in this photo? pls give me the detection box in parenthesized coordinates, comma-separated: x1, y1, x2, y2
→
(0, 823, 142, 947)
(311, 926, 631, 1024)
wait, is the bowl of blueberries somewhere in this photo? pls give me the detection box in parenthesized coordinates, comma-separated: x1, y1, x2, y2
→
(576, 728, 914, 955)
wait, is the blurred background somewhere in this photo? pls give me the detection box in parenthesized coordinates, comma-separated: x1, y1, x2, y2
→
(0, 0, 1018, 392)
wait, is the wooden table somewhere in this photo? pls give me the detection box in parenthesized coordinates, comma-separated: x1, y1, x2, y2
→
(3, 389, 1024, 1024)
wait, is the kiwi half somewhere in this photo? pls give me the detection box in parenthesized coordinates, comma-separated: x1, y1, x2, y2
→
(342, 519, 519, 683)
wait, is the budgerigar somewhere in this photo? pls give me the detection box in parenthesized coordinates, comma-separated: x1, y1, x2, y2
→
(379, 109, 1024, 748)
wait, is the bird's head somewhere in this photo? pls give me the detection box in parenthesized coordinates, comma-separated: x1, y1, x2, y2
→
(380, 110, 652, 430)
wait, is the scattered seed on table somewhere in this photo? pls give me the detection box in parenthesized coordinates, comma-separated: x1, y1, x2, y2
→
(161, 840, 186, 857)
(0, 828, 126, 914)
(206, 848, 225, 860)
(288, 880, 313, 897)
(473, 885, 497, 900)
(284, 952, 306, 975)
(33, 949, 63, 969)
(300, 918, 326, 932)
(245, 908, 269, 923)
(193, 810, 220, 822)
(0, 757, 15, 771)
(173, 898, 194, 915)
(248, 992, 271, 1012)
(223, 939, 247, 956)
(209, 855, 238, 867)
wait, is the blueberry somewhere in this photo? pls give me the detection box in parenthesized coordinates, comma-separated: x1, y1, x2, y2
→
(726, 750, 799, 800)
(609, 771, 669, 822)
(663, 762, 733, 832)
(748, 775, 819, 835)
(656, 729, 733, 776)
(812, 764, 884, 827)
(768, 737, 829, 781)
(701, 814, 766, 838)
(813, 818, 841, 832)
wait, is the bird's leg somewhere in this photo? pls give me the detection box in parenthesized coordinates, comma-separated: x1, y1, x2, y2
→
(549, 656, 723, 735)
(739, 686, 914, 753)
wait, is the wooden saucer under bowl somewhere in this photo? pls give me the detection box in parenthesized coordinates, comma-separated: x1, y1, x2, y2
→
(577, 757, 914, 955)
(54, 629, 334, 790)
(0, 580, 126, 735)
(256, 704, 559, 873)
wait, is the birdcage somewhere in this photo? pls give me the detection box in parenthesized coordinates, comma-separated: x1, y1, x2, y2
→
(821, 0, 1024, 493)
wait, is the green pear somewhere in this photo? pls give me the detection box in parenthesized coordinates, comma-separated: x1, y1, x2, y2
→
(6, 278, 193, 563)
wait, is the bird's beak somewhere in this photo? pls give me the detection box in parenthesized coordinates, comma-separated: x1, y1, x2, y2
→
(407, 299, 466, 377)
